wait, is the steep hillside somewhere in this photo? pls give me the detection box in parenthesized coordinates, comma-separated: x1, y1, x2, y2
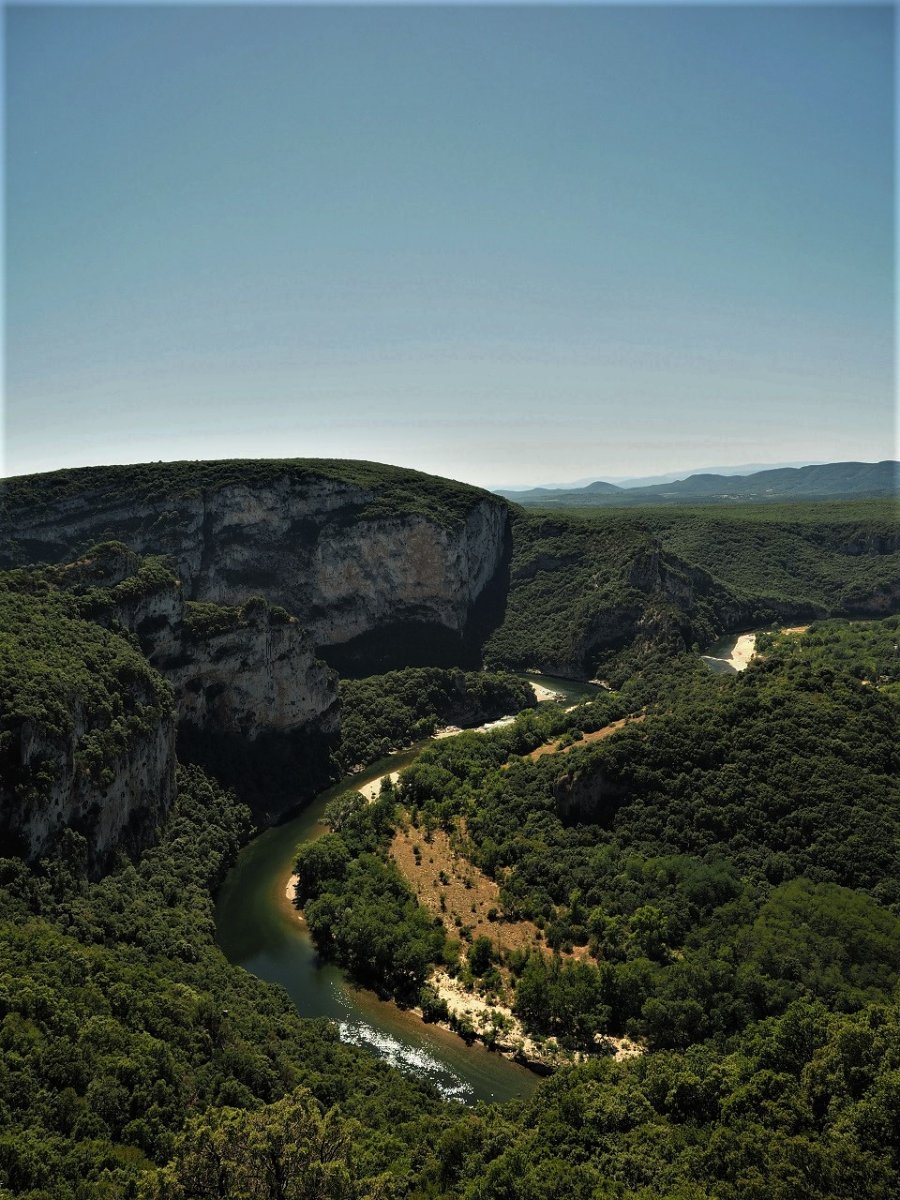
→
(1, 545, 341, 825)
(484, 502, 900, 677)
(0, 582, 176, 865)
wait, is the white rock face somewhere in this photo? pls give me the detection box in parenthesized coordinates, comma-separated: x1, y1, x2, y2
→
(5, 474, 509, 650)
(307, 501, 507, 644)
(166, 611, 339, 738)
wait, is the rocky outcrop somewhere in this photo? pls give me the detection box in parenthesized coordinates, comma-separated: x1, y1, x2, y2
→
(5, 701, 176, 867)
(0, 544, 342, 845)
(553, 764, 630, 826)
(305, 501, 507, 648)
(57, 543, 341, 741)
(529, 550, 748, 679)
(64, 546, 342, 820)
(0, 463, 511, 664)
(171, 602, 338, 740)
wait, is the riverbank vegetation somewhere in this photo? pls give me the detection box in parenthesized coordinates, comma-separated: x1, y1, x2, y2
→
(298, 620, 900, 1066)
(0, 765, 456, 1198)
(335, 667, 536, 772)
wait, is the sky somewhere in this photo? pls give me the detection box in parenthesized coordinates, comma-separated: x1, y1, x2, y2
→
(4, 3, 896, 489)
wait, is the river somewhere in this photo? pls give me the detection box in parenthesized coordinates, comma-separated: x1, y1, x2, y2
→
(214, 674, 600, 1106)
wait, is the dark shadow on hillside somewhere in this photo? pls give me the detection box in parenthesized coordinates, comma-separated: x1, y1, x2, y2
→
(176, 722, 340, 827)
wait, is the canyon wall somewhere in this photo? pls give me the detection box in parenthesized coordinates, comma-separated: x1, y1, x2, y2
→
(0, 462, 511, 659)
(4, 699, 177, 867)
(0, 453, 514, 855)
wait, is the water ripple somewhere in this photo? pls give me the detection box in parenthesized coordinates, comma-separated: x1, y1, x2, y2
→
(330, 984, 474, 1101)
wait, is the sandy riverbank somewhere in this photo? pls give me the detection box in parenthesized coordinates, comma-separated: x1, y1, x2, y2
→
(701, 632, 757, 674)
(703, 624, 812, 675)
(725, 633, 757, 670)
(357, 771, 400, 801)
(435, 714, 517, 740)
(426, 970, 643, 1070)
(284, 862, 641, 1075)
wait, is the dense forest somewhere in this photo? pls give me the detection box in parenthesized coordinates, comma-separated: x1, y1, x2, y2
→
(5, 624, 900, 1197)
(299, 622, 900, 1044)
(1, 472, 899, 1199)
(484, 500, 900, 676)
(292, 617, 900, 1196)
(0, 766, 458, 1197)
(7, 753, 900, 1199)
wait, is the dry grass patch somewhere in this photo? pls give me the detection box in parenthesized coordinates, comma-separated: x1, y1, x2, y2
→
(390, 824, 546, 957)
(516, 713, 644, 764)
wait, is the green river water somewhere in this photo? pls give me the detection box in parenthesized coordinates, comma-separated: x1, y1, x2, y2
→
(214, 675, 600, 1105)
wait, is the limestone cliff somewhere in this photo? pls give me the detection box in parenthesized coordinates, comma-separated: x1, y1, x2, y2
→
(8, 700, 177, 867)
(0, 532, 346, 865)
(60, 546, 342, 818)
(0, 461, 511, 666)
(65, 545, 341, 741)
(172, 600, 338, 740)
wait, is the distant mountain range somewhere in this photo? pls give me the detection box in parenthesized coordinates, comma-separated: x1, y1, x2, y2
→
(493, 461, 823, 491)
(496, 460, 900, 507)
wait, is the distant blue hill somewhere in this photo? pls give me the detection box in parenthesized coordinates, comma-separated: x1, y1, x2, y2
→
(496, 460, 900, 507)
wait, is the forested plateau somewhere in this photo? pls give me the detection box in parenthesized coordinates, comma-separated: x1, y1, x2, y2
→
(0, 459, 899, 1199)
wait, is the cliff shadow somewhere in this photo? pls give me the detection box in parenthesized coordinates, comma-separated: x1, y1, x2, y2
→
(176, 723, 340, 827)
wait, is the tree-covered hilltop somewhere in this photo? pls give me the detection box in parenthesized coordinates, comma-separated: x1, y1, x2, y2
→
(0, 457, 500, 535)
(484, 501, 900, 675)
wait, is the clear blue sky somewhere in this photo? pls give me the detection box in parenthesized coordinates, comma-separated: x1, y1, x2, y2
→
(5, 4, 895, 487)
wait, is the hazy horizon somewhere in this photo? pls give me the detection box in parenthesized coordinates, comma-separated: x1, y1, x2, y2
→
(5, 5, 895, 487)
